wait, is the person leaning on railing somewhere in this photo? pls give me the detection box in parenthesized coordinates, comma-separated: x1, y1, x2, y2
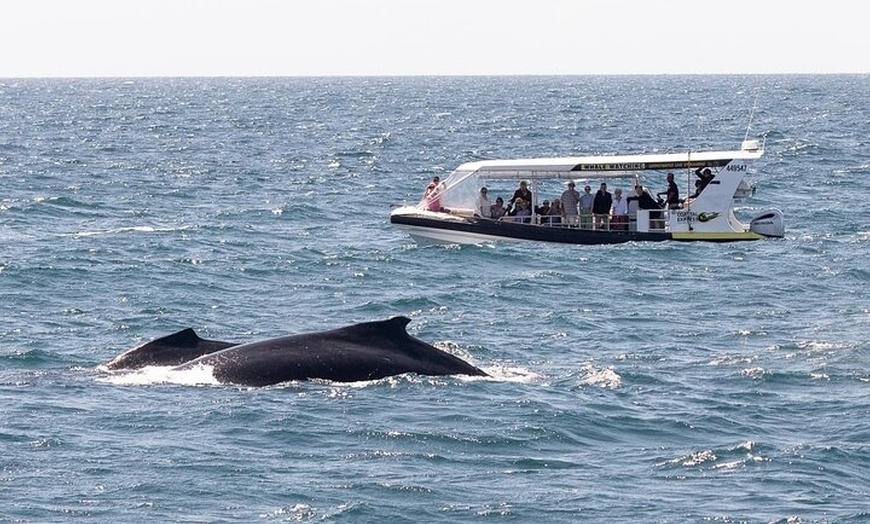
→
(627, 185, 664, 230)
(611, 188, 629, 230)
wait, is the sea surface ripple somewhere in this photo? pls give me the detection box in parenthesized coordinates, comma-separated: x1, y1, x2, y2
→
(1, 76, 868, 523)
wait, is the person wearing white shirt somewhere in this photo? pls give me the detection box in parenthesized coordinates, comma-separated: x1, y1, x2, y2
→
(477, 187, 492, 218)
(611, 187, 629, 230)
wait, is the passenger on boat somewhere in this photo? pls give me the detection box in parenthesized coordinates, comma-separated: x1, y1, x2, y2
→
(560, 181, 580, 227)
(657, 173, 681, 209)
(579, 185, 594, 229)
(491, 197, 507, 220)
(510, 180, 533, 209)
(421, 176, 442, 197)
(535, 199, 551, 217)
(593, 183, 613, 230)
(611, 188, 629, 230)
(627, 185, 658, 209)
(509, 198, 532, 223)
(627, 185, 664, 230)
(477, 187, 492, 218)
(695, 167, 715, 193)
(688, 179, 703, 199)
(548, 199, 564, 225)
(421, 181, 442, 212)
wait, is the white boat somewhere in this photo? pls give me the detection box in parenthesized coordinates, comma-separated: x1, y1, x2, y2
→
(390, 139, 784, 245)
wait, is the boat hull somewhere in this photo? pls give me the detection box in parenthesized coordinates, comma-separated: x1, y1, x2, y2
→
(391, 213, 764, 245)
(391, 214, 671, 245)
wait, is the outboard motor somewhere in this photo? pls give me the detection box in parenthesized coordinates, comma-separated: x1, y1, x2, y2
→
(749, 208, 785, 238)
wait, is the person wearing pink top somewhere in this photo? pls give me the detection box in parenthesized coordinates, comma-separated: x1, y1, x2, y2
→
(421, 176, 443, 212)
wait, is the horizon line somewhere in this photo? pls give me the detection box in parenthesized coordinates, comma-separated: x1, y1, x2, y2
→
(2, 72, 869, 80)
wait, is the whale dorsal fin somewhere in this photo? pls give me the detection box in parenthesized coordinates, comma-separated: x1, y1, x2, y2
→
(383, 316, 412, 332)
(105, 328, 238, 370)
(334, 316, 413, 339)
(154, 328, 203, 348)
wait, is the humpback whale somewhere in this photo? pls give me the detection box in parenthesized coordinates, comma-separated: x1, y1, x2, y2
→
(105, 328, 238, 370)
(106, 316, 487, 386)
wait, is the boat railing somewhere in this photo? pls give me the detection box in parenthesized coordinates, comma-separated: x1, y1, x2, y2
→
(474, 210, 667, 232)
(634, 209, 667, 232)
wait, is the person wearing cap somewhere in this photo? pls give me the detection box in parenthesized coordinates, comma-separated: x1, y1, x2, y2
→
(560, 181, 580, 227)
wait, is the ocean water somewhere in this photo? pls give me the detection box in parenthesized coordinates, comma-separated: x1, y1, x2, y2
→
(1, 75, 868, 523)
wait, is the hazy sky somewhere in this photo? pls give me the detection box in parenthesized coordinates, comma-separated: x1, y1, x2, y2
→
(2, 0, 867, 77)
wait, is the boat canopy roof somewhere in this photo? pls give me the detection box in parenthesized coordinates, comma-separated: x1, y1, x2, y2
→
(454, 145, 764, 181)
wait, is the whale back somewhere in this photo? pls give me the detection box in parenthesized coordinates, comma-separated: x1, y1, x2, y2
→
(105, 328, 237, 370)
(193, 316, 487, 386)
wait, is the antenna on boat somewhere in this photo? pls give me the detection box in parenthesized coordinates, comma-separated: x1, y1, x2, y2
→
(743, 88, 761, 142)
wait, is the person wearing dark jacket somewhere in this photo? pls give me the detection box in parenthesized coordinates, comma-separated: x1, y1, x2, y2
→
(627, 185, 664, 230)
(592, 183, 612, 230)
(627, 185, 660, 210)
(510, 180, 533, 210)
(688, 179, 703, 199)
(657, 172, 681, 209)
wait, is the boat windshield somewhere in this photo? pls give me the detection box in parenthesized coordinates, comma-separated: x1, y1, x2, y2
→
(419, 168, 481, 213)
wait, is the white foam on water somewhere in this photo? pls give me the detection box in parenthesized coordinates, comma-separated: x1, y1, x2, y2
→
(97, 363, 220, 387)
(579, 364, 622, 389)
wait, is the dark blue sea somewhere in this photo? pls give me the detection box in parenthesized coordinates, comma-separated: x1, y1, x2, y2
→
(1, 76, 868, 523)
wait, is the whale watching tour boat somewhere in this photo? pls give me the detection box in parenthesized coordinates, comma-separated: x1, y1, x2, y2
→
(390, 139, 784, 245)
